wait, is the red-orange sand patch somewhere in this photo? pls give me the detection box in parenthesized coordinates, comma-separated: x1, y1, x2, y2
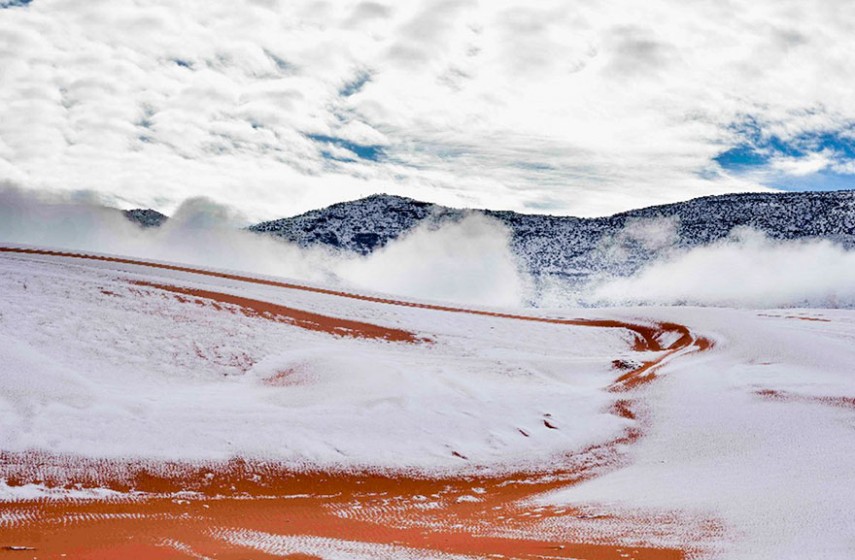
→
(131, 280, 427, 344)
(755, 388, 855, 409)
(0, 459, 695, 560)
(757, 313, 831, 323)
(0, 246, 717, 559)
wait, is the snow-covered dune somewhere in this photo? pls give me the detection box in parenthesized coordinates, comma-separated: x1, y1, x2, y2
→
(532, 306, 855, 559)
(1, 245, 853, 559)
(0, 245, 642, 471)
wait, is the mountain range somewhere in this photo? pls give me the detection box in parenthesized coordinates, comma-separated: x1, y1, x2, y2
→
(127, 190, 855, 287)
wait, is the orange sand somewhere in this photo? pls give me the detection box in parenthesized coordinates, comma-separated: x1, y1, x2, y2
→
(0, 246, 716, 559)
(757, 313, 831, 322)
(755, 389, 855, 409)
(131, 280, 427, 343)
(0, 460, 693, 560)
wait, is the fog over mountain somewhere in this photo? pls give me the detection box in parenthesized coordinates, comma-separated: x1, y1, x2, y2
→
(122, 188, 855, 307)
(248, 190, 855, 285)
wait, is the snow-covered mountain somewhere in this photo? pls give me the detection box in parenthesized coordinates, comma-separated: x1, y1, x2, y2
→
(249, 190, 855, 285)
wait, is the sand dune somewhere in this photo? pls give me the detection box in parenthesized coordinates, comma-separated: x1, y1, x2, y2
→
(1, 246, 853, 558)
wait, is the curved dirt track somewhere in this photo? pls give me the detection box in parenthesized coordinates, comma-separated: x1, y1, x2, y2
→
(0, 247, 713, 560)
(0, 245, 704, 351)
(130, 279, 427, 343)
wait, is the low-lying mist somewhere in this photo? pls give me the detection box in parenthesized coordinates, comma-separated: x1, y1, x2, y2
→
(590, 228, 855, 308)
(0, 186, 528, 307)
(2, 185, 854, 309)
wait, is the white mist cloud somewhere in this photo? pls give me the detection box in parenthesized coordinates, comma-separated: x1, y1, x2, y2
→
(597, 215, 680, 262)
(592, 228, 855, 308)
(0, 186, 529, 307)
(0, 185, 141, 251)
(4, 185, 853, 309)
(338, 213, 530, 306)
(0, 184, 334, 282)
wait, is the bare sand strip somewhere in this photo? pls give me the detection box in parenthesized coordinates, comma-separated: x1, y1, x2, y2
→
(0, 467, 692, 560)
(131, 280, 426, 343)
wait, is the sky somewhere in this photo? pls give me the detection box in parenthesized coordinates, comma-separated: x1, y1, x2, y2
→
(2, 0, 855, 221)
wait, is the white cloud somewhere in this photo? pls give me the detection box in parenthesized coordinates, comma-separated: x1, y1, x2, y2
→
(770, 151, 833, 176)
(4, 185, 854, 309)
(1, 0, 855, 219)
(591, 229, 855, 308)
(337, 212, 530, 306)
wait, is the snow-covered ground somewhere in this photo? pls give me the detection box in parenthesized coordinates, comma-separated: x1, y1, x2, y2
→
(1, 245, 854, 559)
(0, 246, 634, 471)
(533, 306, 855, 559)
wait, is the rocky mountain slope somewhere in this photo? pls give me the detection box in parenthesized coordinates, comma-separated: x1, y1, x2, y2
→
(248, 190, 855, 286)
(124, 190, 855, 288)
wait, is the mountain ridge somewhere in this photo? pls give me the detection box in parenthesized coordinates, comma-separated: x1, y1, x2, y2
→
(125, 189, 855, 288)
(247, 190, 855, 285)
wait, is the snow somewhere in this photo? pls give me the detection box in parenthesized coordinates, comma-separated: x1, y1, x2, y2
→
(0, 479, 123, 503)
(2, 246, 854, 557)
(0, 248, 630, 471)
(533, 307, 855, 559)
(217, 530, 480, 560)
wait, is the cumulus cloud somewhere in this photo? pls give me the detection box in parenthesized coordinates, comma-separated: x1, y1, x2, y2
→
(3, 0, 855, 219)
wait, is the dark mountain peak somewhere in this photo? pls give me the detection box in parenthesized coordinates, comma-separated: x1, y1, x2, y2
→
(615, 188, 855, 219)
(351, 193, 427, 205)
(249, 193, 458, 254)
(123, 208, 168, 228)
(122, 189, 855, 290)
(306, 193, 438, 218)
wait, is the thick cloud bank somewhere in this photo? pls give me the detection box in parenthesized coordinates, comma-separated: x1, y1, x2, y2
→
(0, 186, 529, 307)
(9, 0, 855, 218)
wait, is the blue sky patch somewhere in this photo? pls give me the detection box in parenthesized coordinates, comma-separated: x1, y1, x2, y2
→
(307, 134, 383, 162)
(773, 170, 855, 192)
(339, 72, 371, 97)
(0, 0, 33, 7)
(714, 117, 855, 191)
(714, 144, 771, 170)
